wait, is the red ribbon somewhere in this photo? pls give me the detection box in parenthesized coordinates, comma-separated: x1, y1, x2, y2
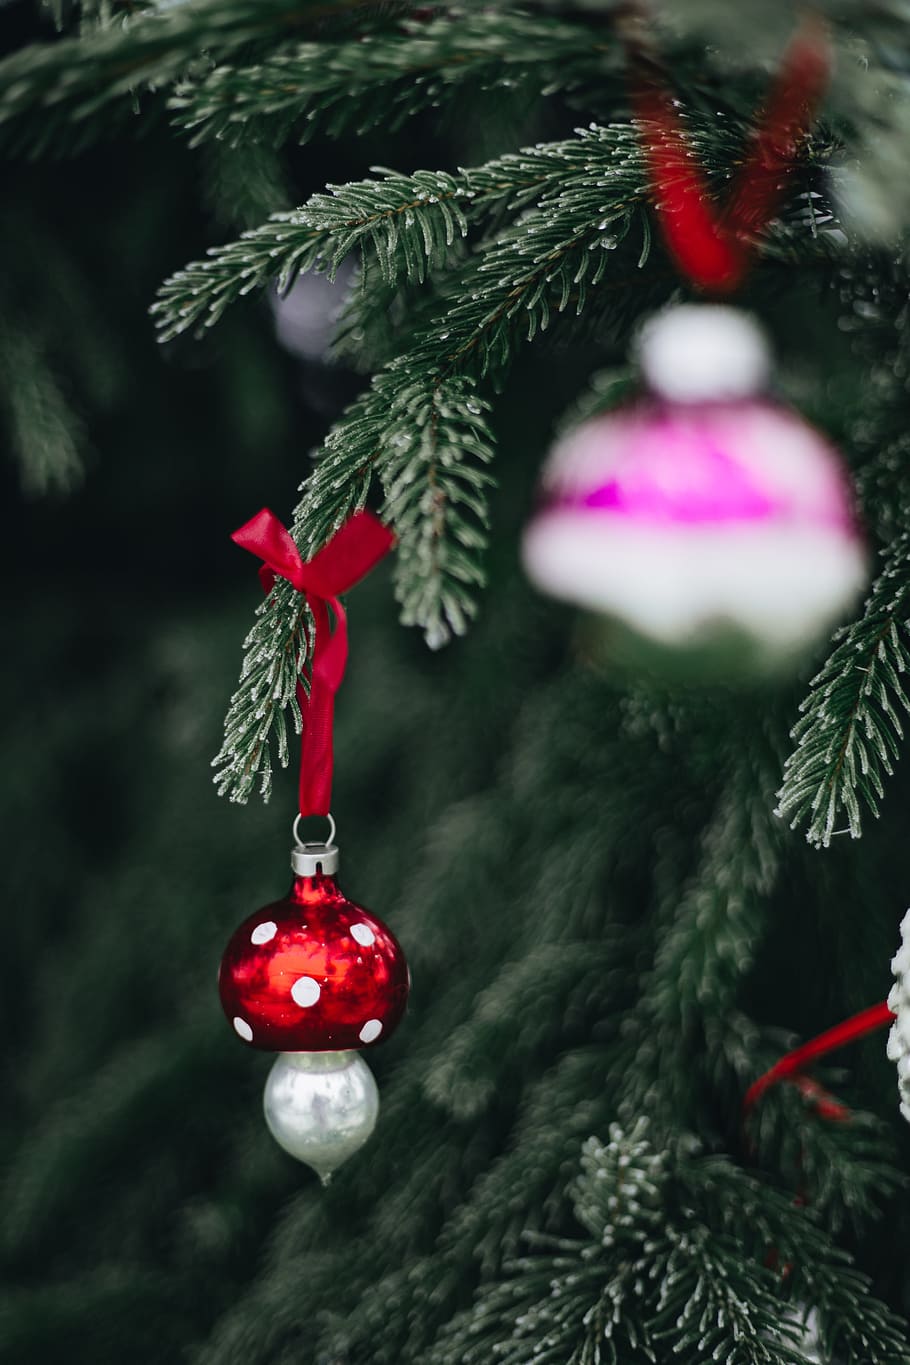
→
(631, 17, 831, 293)
(232, 508, 394, 818)
(743, 999, 895, 1119)
(743, 999, 894, 1276)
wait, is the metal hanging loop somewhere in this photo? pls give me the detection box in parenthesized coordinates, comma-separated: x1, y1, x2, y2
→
(292, 812, 337, 850)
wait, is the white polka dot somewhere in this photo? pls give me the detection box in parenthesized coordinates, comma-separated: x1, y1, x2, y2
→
(251, 920, 277, 945)
(233, 1017, 253, 1042)
(291, 976, 321, 1008)
(351, 923, 375, 947)
(359, 1019, 382, 1044)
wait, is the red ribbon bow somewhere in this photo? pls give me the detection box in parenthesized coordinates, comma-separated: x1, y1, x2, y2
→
(232, 508, 394, 817)
(631, 17, 831, 293)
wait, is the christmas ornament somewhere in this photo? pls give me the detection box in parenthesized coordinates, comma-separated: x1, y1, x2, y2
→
(218, 507, 409, 1182)
(270, 265, 357, 418)
(522, 304, 867, 667)
(886, 910, 910, 1123)
(523, 16, 861, 671)
(219, 815, 409, 1182)
(768, 1306, 828, 1364)
(271, 264, 354, 364)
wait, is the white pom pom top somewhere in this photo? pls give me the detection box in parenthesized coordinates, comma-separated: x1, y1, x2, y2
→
(637, 304, 771, 402)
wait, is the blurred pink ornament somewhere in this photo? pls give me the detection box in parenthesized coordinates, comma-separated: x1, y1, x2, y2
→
(522, 305, 867, 663)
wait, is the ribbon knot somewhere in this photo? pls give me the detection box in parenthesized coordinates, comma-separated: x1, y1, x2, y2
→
(630, 17, 831, 293)
(232, 507, 394, 817)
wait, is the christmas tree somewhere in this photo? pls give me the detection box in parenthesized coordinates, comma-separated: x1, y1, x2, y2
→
(4, 2, 910, 1361)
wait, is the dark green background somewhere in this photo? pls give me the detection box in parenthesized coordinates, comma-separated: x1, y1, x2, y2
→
(4, 6, 910, 1362)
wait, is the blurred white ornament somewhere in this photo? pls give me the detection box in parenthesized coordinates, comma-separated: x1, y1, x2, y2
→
(887, 910, 910, 1124)
(791, 1308, 825, 1364)
(263, 1049, 379, 1185)
(522, 305, 867, 670)
(770, 1305, 828, 1363)
(271, 264, 354, 363)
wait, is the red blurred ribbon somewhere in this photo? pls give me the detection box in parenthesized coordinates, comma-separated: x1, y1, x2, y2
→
(232, 508, 394, 817)
(743, 999, 894, 1121)
(630, 16, 832, 293)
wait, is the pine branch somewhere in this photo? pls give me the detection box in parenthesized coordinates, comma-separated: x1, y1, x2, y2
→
(294, 125, 647, 554)
(199, 137, 291, 232)
(432, 1123, 669, 1365)
(437, 1128, 910, 1365)
(328, 260, 452, 374)
(776, 530, 910, 847)
(434, 1127, 807, 1365)
(572, 1123, 668, 1246)
(650, 1224, 803, 1365)
(648, 742, 782, 1027)
(153, 129, 637, 341)
(0, 0, 389, 157)
(427, 1049, 623, 1286)
(0, 318, 84, 495)
(434, 1105, 910, 1365)
(169, 10, 622, 149)
(815, 1263, 910, 1365)
(422, 943, 616, 1121)
(210, 124, 650, 799)
(211, 577, 304, 803)
(153, 167, 474, 342)
(605, 728, 787, 1127)
(682, 1156, 910, 1365)
(749, 1080, 904, 1237)
(380, 374, 495, 647)
(210, 365, 494, 799)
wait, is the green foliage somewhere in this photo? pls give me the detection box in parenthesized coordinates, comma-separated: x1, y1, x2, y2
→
(152, 128, 648, 343)
(154, 167, 473, 341)
(170, 9, 623, 149)
(0, 317, 83, 494)
(211, 578, 303, 803)
(0, 0, 395, 157)
(748, 1078, 905, 1236)
(681, 1153, 910, 1365)
(776, 532, 910, 847)
(200, 138, 291, 231)
(422, 941, 616, 1121)
(6, 571, 910, 1365)
(435, 1123, 910, 1365)
(650, 739, 783, 1025)
(0, 196, 130, 495)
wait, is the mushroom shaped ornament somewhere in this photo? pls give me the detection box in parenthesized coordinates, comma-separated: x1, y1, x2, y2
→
(521, 305, 868, 678)
(219, 823, 409, 1183)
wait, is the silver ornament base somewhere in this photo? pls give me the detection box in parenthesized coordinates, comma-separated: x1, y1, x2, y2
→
(263, 1050, 379, 1184)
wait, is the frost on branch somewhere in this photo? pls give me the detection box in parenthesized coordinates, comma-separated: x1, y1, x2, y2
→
(777, 528, 910, 847)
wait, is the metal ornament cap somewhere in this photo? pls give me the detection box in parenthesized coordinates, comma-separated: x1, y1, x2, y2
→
(291, 841, 339, 876)
(263, 1050, 379, 1183)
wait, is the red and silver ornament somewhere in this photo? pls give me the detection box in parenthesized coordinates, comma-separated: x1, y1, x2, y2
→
(219, 815, 409, 1182)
